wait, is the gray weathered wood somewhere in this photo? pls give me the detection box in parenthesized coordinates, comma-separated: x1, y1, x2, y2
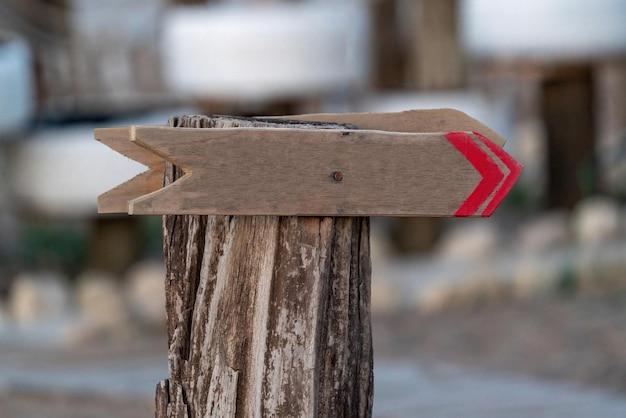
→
(279, 109, 506, 147)
(129, 126, 480, 217)
(155, 115, 373, 418)
(94, 108, 515, 217)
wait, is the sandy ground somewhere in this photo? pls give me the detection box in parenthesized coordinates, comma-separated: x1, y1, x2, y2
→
(0, 392, 153, 418)
(2, 290, 626, 417)
(374, 290, 626, 395)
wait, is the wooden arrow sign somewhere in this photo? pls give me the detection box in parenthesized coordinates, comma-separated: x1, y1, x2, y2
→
(96, 110, 521, 217)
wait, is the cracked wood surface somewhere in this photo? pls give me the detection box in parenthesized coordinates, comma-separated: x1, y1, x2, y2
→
(155, 115, 373, 418)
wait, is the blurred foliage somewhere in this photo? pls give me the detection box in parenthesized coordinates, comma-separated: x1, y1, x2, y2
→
(556, 264, 578, 295)
(502, 183, 537, 211)
(505, 156, 602, 211)
(139, 215, 164, 260)
(17, 216, 163, 279)
(578, 157, 599, 199)
(18, 220, 89, 278)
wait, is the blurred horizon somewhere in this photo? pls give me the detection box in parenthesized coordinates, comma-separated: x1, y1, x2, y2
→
(1, 1, 626, 416)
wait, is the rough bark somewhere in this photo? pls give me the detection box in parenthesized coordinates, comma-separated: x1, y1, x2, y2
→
(155, 115, 373, 418)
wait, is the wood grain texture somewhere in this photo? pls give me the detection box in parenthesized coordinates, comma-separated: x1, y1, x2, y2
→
(95, 109, 504, 216)
(129, 126, 479, 216)
(155, 115, 373, 418)
(278, 108, 506, 147)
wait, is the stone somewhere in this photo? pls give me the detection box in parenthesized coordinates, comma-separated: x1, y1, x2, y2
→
(435, 221, 500, 260)
(518, 210, 571, 252)
(419, 274, 512, 313)
(513, 254, 567, 299)
(574, 244, 626, 293)
(572, 196, 622, 244)
(125, 260, 166, 330)
(8, 272, 71, 325)
(75, 271, 130, 328)
(418, 283, 456, 313)
(370, 275, 398, 314)
(64, 271, 137, 346)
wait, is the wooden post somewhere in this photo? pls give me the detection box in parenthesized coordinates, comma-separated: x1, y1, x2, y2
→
(406, 0, 464, 90)
(95, 109, 520, 417)
(154, 115, 373, 418)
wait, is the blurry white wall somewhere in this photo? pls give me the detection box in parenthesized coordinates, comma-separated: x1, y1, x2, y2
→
(161, 1, 370, 102)
(462, 0, 626, 59)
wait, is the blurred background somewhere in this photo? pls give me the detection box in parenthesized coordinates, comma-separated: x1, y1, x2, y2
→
(1, 0, 626, 416)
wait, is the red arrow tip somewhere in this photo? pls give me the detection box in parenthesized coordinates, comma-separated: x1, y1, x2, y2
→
(473, 132, 523, 216)
(445, 132, 522, 217)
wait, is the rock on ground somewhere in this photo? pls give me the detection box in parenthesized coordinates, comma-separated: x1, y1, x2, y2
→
(435, 221, 500, 260)
(65, 271, 135, 345)
(8, 272, 71, 325)
(517, 210, 571, 252)
(573, 196, 622, 244)
(125, 260, 166, 330)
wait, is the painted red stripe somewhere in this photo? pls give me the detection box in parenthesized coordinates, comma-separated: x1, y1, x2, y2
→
(445, 132, 504, 217)
(474, 132, 523, 216)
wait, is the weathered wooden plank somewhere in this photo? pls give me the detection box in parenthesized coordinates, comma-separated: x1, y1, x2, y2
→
(128, 127, 477, 216)
(280, 109, 506, 147)
(126, 126, 518, 217)
(95, 109, 511, 215)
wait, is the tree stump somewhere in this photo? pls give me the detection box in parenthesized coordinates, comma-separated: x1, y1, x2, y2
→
(155, 115, 373, 418)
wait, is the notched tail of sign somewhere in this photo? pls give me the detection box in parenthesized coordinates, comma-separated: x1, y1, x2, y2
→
(95, 126, 166, 214)
(95, 109, 521, 217)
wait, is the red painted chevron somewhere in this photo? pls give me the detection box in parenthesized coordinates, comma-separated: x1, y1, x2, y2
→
(444, 132, 504, 217)
(473, 132, 523, 216)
